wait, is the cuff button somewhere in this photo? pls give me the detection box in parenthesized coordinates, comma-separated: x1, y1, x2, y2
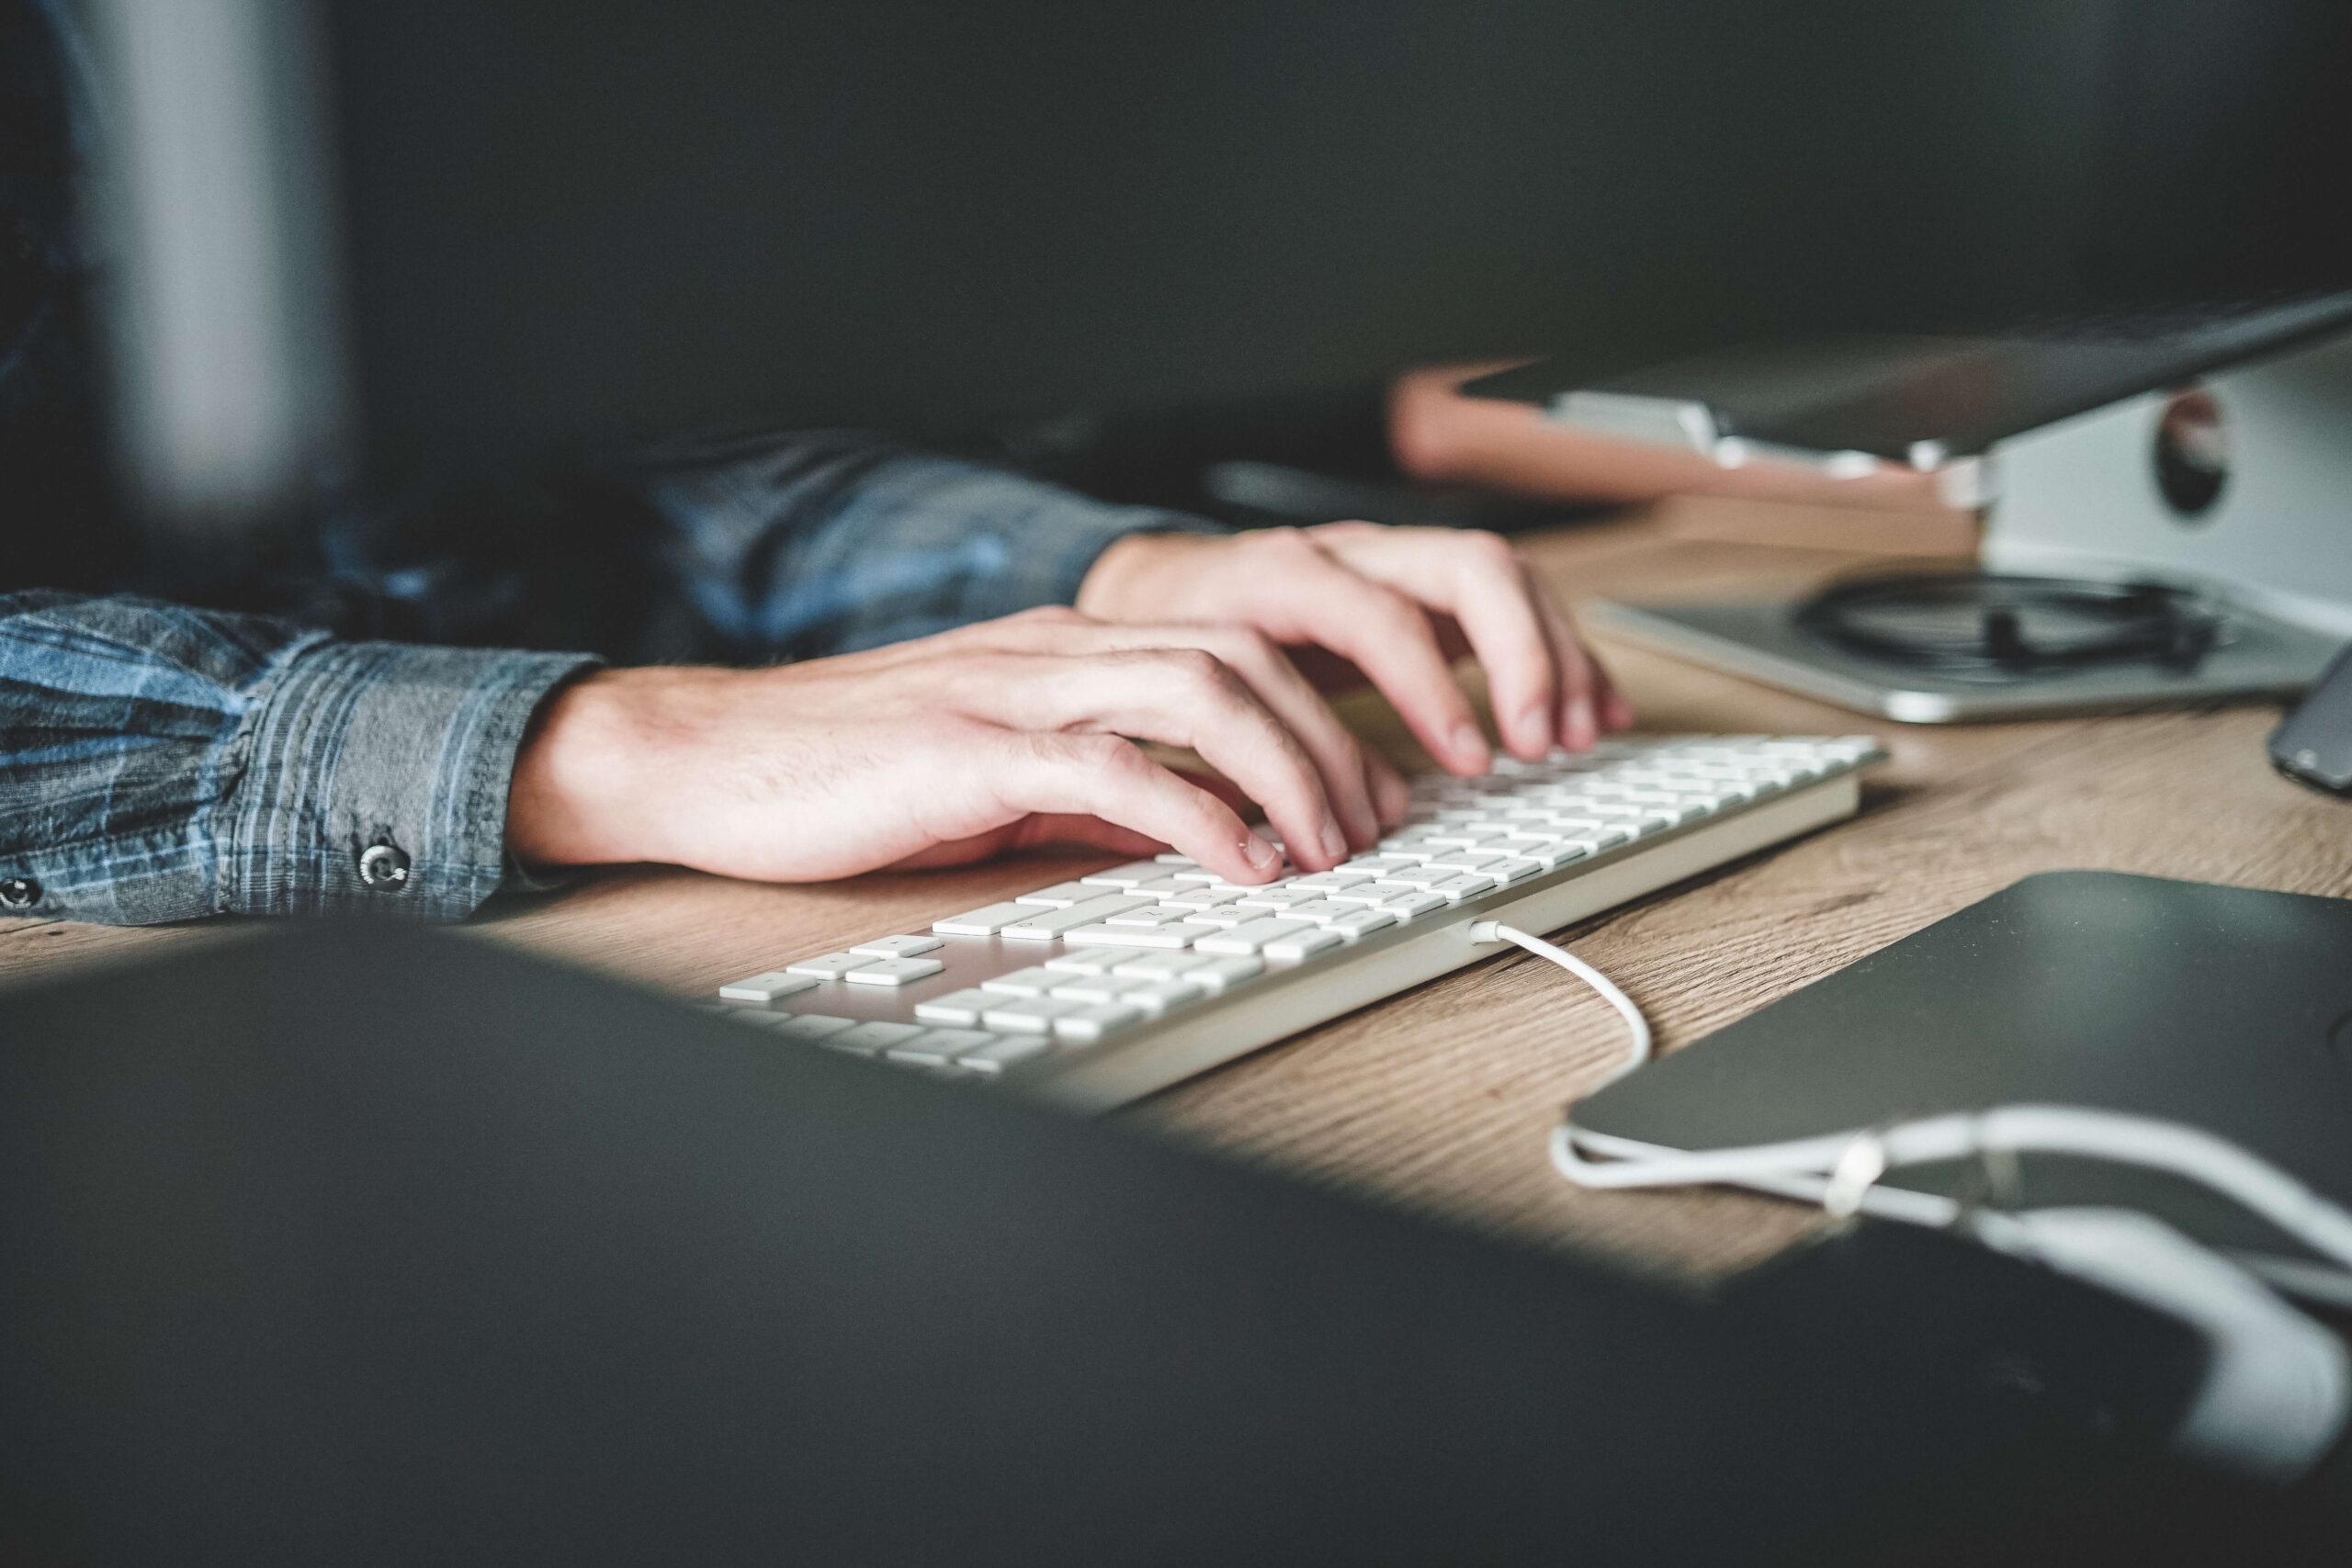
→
(0, 875, 41, 911)
(358, 843, 412, 891)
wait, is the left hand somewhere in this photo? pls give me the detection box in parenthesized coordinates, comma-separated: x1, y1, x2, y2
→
(1077, 523, 1634, 775)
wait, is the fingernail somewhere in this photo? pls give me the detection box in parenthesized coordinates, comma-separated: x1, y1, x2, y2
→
(1516, 704, 1552, 757)
(1450, 722, 1490, 772)
(1318, 818, 1349, 863)
(1241, 832, 1281, 873)
(1566, 696, 1596, 750)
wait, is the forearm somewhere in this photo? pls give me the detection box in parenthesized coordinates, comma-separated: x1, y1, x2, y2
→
(626, 429, 1229, 659)
(0, 592, 595, 924)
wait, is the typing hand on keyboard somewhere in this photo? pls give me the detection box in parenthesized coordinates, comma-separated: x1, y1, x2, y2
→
(507, 604, 1419, 886)
(1076, 522, 1634, 767)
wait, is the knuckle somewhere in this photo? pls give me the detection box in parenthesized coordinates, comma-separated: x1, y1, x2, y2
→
(1157, 647, 1232, 692)
(1461, 528, 1519, 569)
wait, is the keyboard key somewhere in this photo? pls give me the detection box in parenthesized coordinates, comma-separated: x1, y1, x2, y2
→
(1178, 905, 1258, 928)
(1194, 918, 1313, 955)
(980, 966, 1060, 995)
(1112, 950, 1217, 981)
(885, 1028, 999, 1067)
(831, 1021, 928, 1055)
(1188, 955, 1264, 991)
(785, 952, 869, 980)
(1105, 905, 1199, 927)
(1487, 857, 1544, 885)
(1045, 946, 1123, 974)
(1161, 886, 1250, 911)
(1377, 889, 1449, 919)
(1048, 978, 1130, 1005)
(1280, 900, 1356, 925)
(1429, 873, 1498, 902)
(717, 971, 820, 1006)
(959, 1035, 1054, 1074)
(933, 901, 1035, 936)
(1001, 896, 1155, 940)
(1338, 855, 1414, 878)
(767, 1013, 855, 1043)
(849, 933, 945, 960)
(1321, 908, 1397, 941)
(1518, 842, 1590, 870)
(1379, 864, 1457, 889)
(914, 987, 993, 1024)
(1119, 978, 1206, 1016)
(842, 956, 946, 986)
(1262, 927, 1343, 962)
(1288, 870, 1374, 892)
(1233, 886, 1319, 909)
(1053, 1002, 1142, 1043)
(1322, 885, 1395, 907)
(1426, 850, 1506, 873)
(1062, 921, 1215, 950)
(982, 997, 1088, 1032)
(1015, 882, 1096, 907)
(1079, 861, 1164, 887)
(1130, 875, 1198, 897)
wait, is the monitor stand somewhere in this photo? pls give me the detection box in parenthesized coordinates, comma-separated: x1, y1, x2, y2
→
(1587, 331, 2352, 723)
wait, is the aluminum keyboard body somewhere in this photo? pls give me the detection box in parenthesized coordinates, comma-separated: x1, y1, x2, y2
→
(712, 736, 1883, 1111)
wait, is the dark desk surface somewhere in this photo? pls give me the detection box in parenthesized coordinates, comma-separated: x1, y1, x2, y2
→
(8, 498, 2345, 1281)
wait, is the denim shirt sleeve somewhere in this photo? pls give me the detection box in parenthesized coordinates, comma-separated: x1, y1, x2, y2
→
(0, 591, 597, 924)
(625, 430, 1229, 660)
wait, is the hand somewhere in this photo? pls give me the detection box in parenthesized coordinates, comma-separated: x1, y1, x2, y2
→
(1077, 522, 1634, 773)
(505, 606, 1411, 885)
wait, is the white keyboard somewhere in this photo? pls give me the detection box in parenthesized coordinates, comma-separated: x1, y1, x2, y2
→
(709, 735, 1885, 1111)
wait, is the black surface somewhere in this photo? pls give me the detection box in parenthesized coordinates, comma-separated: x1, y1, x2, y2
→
(1576, 872, 2352, 1259)
(311, 2, 2352, 473)
(316, 1, 2145, 471)
(2273, 641, 2352, 795)
(0, 923, 2329, 1562)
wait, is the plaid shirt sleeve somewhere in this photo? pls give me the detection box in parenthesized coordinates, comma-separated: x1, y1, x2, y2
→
(0, 591, 596, 925)
(626, 430, 1228, 660)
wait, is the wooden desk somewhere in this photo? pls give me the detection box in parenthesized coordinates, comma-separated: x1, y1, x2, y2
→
(7, 503, 2346, 1283)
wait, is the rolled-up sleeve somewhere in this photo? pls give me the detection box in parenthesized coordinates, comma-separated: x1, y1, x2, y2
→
(0, 592, 596, 924)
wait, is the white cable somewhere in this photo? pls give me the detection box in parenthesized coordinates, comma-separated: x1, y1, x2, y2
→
(1550, 1108, 2352, 1280)
(1470, 920, 1652, 1082)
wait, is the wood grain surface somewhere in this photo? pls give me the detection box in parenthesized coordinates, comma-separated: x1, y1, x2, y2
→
(7, 505, 2343, 1283)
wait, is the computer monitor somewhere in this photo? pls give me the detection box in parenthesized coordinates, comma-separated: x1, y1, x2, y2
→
(85, 1, 2352, 535)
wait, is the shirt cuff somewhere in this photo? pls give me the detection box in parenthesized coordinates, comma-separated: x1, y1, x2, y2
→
(220, 641, 601, 919)
(970, 500, 1229, 629)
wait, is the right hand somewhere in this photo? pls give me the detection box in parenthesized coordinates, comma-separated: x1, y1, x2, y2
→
(505, 606, 1413, 886)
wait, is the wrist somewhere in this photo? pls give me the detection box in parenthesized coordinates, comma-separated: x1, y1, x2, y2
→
(1075, 530, 1208, 620)
(505, 666, 728, 868)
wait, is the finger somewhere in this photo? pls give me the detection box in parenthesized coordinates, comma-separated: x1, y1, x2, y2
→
(967, 621, 1385, 854)
(953, 649, 1351, 873)
(1260, 539, 1492, 776)
(1529, 595, 1600, 751)
(1534, 594, 1635, 739)
(1116, 626, 1380, 852)
(884, 813, 1165, 872)
(1363, 750, 1411, 829)
(993, 730, 1283, 885)
(1321, 528, 1559, 761)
